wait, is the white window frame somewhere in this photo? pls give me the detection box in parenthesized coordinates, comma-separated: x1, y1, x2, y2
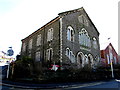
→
(88, 54, 94, 67)
(67, 26, 74, 42)
(66, 48, 75, 63)
(47, 28, 53, 42)
(66, 48, 70, 58)
(29, 39, 33, 49)
(79, 28, 91, 48)
(36, 34, 41, 46)
(77, 52, 85, 67)
(84, 54, 88, 64)
(46, 48, 53, 61)
(35, 51, 41, 62)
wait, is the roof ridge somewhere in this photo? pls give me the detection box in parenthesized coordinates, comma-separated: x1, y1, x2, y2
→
(58, 7, 84, 16)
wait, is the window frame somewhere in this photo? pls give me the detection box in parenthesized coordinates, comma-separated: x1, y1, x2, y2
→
(46, 48, 53, 61)
(67, 26, 74, 42)
(36, 34, 42, 46)
(79, 28, 91, 48)
(29, 39, 33, 49)
(35, 51, 41, 62)
(47, 28, 53, 42)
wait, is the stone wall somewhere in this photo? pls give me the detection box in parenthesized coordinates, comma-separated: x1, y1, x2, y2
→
(60, 8, 100, 70)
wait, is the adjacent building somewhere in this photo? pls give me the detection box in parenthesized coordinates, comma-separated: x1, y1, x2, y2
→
(101, 43, 119, 67)
(21, 7, 100, 73)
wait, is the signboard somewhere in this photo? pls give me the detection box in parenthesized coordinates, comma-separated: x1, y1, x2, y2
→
(7, 47, 14, 56)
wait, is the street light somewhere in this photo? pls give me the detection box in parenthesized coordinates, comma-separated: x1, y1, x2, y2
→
(108, 38, 114, 78)
(109, 44, 114, 78)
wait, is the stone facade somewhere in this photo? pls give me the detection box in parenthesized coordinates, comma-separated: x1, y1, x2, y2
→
(21, 7, 100, 73)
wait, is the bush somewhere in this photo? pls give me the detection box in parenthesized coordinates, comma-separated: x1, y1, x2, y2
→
(11, 56, 33, 79)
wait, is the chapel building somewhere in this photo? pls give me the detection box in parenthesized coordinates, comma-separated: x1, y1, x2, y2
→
(21, 7, 100, 72)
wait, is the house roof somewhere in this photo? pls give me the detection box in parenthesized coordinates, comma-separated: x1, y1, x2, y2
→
(22, 7, 100, 42)
(58, 7, 84, 16)
(58, 7, 100, 36)
(101, 43, 118, 55)
(21, 16, 60, 42)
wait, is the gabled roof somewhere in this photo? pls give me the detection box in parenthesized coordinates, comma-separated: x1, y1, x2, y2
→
(22, 7, 100, 42)
(58, 7, 100, 36)
(21, 16, 60, 42)
(101, 43, 118, 55)
(106, 43, 118, 54)
(58, 7, 84, 16)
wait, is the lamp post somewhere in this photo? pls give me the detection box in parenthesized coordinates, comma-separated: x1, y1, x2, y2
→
(109, 44, 114, 78)
(108, 38, 114, 78)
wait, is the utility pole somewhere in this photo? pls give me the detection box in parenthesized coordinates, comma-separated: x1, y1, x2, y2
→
(109, 44, 114, 78)
(108, 38, 114, 78)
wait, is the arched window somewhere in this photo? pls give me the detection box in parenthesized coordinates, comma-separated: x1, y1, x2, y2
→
(66, 48, 70, 58)
(47, 28, 53, 42)
(35, 51, 41, 62)
(36, 34, 41, 46)
(66, 48, 75, 63)
(78, 15, 89, 26)
(93, 37, 98, 49)
(84, 54, 88, 64)
(29, 39, 33, 49)
(70, 51, 75, 63)
(77, 52, 84, 67)
(46, 48, 53, 62)
(88, 54, 93, 67)
(79, 28, 91, 48)
(67, 26, 74, 42)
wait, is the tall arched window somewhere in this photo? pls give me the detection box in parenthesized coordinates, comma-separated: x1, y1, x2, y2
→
(93, 37, 98, 49)
(66, 48, 75, 63)
(67, 26, 74, 42)
(36, 34, 41, 46)
(29, 39, 33, 49)
(46, 48, 53, 62)
(70, 51, 75, 63)
(66, 48, 70, 58)
(47, 28, 53, 42)
(88, 54, 93, 67)
(77, 52, 84, 67)
(35, 51, 41, 62)
(79, 28, 91, 48)
(84, 54, 88, 64)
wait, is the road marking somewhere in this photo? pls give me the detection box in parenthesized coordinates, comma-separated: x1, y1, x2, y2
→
(115, 79, 120, 82)
(64, 82, 105, 89)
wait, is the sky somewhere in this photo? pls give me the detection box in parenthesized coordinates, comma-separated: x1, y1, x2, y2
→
(0, 0, 119, 58)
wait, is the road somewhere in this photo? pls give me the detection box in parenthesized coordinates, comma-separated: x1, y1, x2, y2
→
(65, 80, 120, 90)
(0, 80, 120, 90)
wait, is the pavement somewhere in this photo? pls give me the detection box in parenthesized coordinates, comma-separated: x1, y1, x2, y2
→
(0, 79, 111, 89)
